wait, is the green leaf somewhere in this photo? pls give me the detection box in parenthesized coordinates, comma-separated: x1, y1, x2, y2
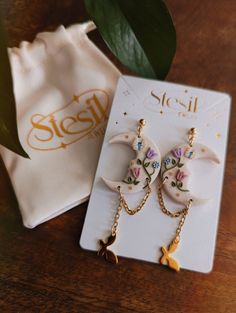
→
(137, 159, 142, 165)
(0, 16, 29, 157)
(127, 177, 132, 183)
(144, 162, 150, 167)
(85, 0, 176, 79)
(134, 180, 140, 185)
(178, 163, 184, 168)
(172, 159, 176, 165)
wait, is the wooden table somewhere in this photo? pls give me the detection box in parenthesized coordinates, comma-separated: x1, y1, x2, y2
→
(0, 1, 235, 312)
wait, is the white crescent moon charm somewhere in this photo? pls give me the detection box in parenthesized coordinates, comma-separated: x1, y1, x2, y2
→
(103, 131, 161, 193)
(97, 119, 159, 264)
(161, 143, 220, 204)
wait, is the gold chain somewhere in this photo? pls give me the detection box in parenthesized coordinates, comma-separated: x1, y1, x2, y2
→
(174, 204, 190, 242)
(157, 128, 196, 237)
(111, 193, 123, 236)
(157, 185, 187, 218)
(157, 179, 193, 241)
(111, 181, 151, 235)
(119, 181, 151, 215)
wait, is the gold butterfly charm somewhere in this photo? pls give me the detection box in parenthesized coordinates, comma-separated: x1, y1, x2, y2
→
(97, 234, 118, 264)
(160, 238, 180, 272)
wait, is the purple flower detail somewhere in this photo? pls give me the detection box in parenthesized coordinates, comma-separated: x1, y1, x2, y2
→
(176, 169, 187, 181)
(171, 148, 182, 158)
(146, 147, 157, 159)
(130, 167, 140, 179)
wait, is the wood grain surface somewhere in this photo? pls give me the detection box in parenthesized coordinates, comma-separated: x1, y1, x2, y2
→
(0, 1, 235, 312)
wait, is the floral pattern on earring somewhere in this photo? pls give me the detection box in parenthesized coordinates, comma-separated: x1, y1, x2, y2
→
(123, 146, 158, 186)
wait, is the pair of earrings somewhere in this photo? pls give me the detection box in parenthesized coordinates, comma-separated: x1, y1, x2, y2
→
(97, 119, 220, 271)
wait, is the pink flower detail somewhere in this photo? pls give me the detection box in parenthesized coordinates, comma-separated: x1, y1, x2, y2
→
(176, 169, 187, 181)
(130, 167, 140, 179)
(172, 148, 182, 158)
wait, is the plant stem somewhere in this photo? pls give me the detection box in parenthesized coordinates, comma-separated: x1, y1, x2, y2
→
(142, 157, 151, 182)
(176, 181, 189, 192)
(161, 158, 180, 180)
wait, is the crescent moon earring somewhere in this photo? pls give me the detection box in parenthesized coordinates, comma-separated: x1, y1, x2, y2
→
(97, 119, 161, 264)
(157, 128, 220, 272)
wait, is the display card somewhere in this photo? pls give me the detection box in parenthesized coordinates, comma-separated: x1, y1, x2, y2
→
(80, 75, 231, 273)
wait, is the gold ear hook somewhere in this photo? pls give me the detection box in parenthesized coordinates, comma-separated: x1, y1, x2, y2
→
(188, 128, 197, 147)
(137, 119, 146, 137)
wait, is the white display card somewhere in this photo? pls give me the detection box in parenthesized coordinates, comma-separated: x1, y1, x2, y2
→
(80, 75, 231, 273)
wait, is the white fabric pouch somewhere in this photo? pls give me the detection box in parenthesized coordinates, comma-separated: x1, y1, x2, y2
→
(0, 22, 120, 228)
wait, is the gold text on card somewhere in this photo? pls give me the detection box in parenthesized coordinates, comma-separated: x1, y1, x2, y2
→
(150, 90, 198, 113)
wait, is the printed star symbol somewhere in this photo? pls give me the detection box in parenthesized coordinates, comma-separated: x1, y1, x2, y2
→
(73, 95, 79, 102)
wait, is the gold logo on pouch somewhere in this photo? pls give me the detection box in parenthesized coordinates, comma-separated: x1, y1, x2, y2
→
(150, 89, 198, 113)
(27, 89, 109, 151)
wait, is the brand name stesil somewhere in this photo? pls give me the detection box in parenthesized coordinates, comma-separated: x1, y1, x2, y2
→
(149, 89, 198, 113)
(27, 89, 109, 151)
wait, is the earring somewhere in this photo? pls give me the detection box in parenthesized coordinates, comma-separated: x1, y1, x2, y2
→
(157, 128, 220, 271)
(98, 119, 161, 264)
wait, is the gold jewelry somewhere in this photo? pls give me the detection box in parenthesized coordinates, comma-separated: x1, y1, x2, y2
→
(98, 119, 161, 263)
(158, 128, 220, 271)
(98, 181, 151, 264)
